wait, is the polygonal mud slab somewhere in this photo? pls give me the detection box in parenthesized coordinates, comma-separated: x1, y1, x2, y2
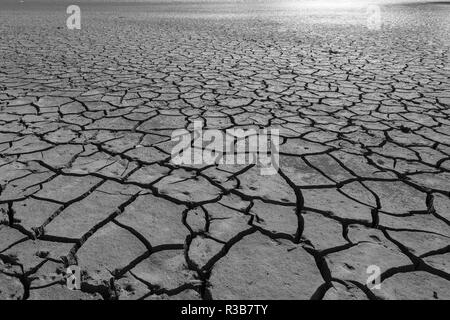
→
(209, 232, 324, 299)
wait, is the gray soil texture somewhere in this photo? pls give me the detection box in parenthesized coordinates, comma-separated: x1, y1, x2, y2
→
(0, 0, 449, 300)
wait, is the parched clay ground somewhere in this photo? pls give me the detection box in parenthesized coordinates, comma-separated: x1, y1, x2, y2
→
(0, 0, 449, 300)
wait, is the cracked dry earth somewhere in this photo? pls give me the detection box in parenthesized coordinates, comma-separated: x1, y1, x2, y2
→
(0, 0, 450, 300)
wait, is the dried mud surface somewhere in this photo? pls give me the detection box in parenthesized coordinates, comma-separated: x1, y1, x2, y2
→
(0, 1, 449, 300)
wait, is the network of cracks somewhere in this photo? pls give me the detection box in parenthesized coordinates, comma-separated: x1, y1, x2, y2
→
(0, 8, 449, 300)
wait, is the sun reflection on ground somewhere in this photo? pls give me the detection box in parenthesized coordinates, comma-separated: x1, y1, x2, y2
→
(282, 0, 378, 9)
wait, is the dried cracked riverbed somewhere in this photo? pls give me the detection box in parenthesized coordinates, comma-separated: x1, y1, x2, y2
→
(0, 0, 449, 300)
